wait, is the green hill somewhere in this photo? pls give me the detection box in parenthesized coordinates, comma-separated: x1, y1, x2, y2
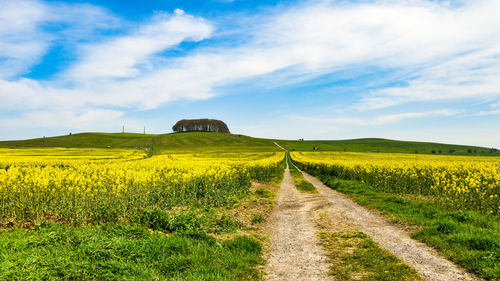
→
(278, 138, 500, 156)
(0, 132, 281, 153)
(0, 133, 155, 149)
(0, 132, 498, 156)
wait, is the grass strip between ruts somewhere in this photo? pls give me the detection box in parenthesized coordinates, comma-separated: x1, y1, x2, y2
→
(287, 158, 317, 194)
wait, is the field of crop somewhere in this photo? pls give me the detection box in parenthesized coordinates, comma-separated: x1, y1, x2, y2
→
(0, 147, 148, 166)
(0, 149, 284, 225)
(291, 151, 500, 214)
(0, 146, 285, 280)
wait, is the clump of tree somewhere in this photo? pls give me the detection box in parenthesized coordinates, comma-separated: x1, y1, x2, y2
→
(172, 119, 230, 133)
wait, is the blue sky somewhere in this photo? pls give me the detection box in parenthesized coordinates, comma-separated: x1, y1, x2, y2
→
(0, 0, 499, 147)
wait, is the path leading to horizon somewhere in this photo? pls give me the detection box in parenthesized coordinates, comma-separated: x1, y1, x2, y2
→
(264, 147, 482, 280)
(265, 164, 333, 281)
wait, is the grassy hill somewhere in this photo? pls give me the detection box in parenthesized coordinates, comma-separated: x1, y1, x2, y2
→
(278, 138, 500, 156)
(0, 132, 498, 156)
(152, 132, 280, 153)
(0, 132, 281, 153)
(0, 133, 155, 149)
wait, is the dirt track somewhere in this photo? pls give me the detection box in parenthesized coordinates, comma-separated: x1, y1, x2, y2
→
(265, 144, 481, 280)
(265, 166, 333, 281)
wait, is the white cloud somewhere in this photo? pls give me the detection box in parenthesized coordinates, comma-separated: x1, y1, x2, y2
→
(0, 0, 49, 77)
(476, 109, 500, 116)
(288, 109, 461, 126)
(0, 8, 214, 111)
(0, 108, 142, 133)
(94, 0, 500, 111)
(356, 46, 500, 110)
(24, 109, 125, 128)
(67, 10, 213, 80)
(0, 0, 119, 78)
(372, 109, 460, 124)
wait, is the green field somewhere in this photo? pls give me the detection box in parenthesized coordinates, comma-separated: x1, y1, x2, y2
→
(279, 138, 499, 156)
(0, 132, 498, 156)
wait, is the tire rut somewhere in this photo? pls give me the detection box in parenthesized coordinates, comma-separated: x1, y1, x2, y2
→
(265, 167, 333, 281)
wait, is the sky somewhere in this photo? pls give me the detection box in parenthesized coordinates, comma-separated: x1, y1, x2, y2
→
(0, 0, 499, 147)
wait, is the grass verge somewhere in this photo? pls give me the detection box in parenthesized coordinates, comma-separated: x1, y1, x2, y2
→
(287, 159, 317, 193)
(314, 175, 500, 280)
(0, 223, 263, 280)
(317, 213, 421, 281)
(0, 180, 280, 280)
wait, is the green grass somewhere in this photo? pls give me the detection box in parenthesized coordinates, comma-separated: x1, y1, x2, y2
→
(1, 132, 497, 156)
(311, 175, 500, 280)
(287, 157, 317, 193)
(0, 132, 281, 153)
(319, 230, 421, 281)
(135, 208, 243, 235)
(278, 138, 500, 156)
(0, 178, 280, 280)
(152, 132, 280, 153)
(0, 223, 263, 280)
(0, 132, 155, 149)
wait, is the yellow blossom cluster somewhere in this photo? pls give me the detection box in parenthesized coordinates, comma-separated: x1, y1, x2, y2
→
(0, 149, 284, 224)
(291, 152, 500, 214)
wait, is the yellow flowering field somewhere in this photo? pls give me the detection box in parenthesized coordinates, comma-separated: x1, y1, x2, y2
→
(291, 152, 500, 214)
(0, 147, 148, 167)
(0, 149, 284, 224)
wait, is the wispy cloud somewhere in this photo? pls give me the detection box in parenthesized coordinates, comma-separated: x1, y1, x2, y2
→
(4, 0, 500, 107)
(476, 101, 500, 116)
(288, 109, 461, 126)
(356, 47, 500, 111)
(476, 109, 500, 116)
(0, 0, 119, 78)
(0, 0, 50, 78)
(67, 9, 213, 80)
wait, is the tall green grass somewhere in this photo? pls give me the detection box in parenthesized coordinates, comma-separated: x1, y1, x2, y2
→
(0, 223, 263, 280)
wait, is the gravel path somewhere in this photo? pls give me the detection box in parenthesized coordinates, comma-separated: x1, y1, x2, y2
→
(265, 165, 333, 281)
(300, 169, 483, 281)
